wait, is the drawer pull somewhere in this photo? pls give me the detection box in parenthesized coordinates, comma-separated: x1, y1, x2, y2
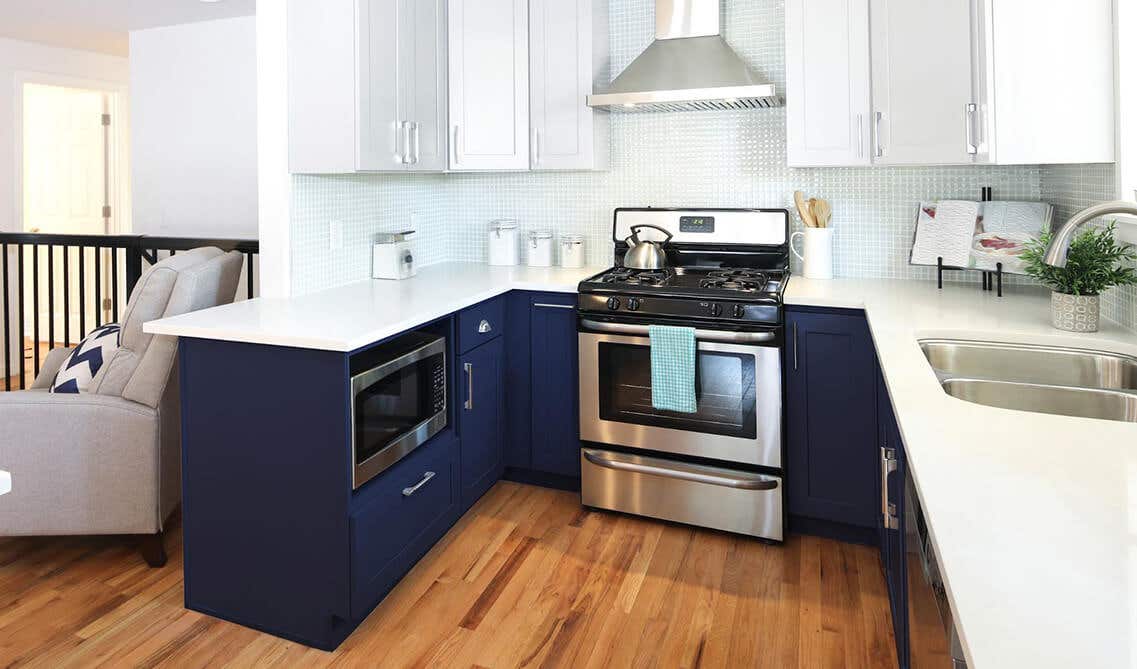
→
(533, 303, 575, 310)
(402, 471, 436, 497)
(477, 319, 493, 334)
(583, 449, 778, 491)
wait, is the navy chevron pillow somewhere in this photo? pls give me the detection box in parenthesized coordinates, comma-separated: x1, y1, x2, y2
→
(50, 324, 121, 394)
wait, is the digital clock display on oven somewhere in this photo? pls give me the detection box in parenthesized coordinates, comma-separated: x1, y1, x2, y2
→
(679, 216, 715, 233)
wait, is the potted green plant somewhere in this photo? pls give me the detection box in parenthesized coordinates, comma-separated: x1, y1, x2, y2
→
(1020, 221, 1137, 332)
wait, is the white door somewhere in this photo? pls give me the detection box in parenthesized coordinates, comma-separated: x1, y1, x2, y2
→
(448, 0, 529, 171)
(358, 0, 405, 170)
(402, 0, 448, 172)
(529, 0, 597, 170)
(869, 0, 975, 165)
(785, 0, 872, 167)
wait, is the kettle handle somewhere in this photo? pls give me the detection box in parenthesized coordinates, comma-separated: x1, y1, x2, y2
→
(628, 224, 674, 244)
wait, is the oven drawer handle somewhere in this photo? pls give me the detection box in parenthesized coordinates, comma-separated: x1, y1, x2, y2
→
(583, 449, 779, 491)
(579, 319, 775, 344)
(402, 471, 436, 497)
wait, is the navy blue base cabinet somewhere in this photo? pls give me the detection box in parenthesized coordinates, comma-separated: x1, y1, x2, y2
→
(459, 336, 505, 510)
(879, 372, 910, 669)
(785, 306, 880, 536)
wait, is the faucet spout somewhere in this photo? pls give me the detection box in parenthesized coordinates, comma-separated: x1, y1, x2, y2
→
(1043, 200, 1137, 267)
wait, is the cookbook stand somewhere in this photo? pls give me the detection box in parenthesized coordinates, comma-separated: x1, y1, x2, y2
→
(935, 186, 1004, 298)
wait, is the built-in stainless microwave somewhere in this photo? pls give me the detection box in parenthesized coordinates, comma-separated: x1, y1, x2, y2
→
(351, 331, 447, 489)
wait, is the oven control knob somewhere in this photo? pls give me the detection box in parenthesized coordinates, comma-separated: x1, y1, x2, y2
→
(627, 297, 642, 311)
(732, 304, 746, 319)
(709, 303, 723, 317)
(606, 297, 621, 311)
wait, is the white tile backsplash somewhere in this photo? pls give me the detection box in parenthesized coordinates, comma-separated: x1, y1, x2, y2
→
(288, 0, 1094, 311)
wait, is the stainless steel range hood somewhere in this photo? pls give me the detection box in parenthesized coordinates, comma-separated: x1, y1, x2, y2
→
(587, 0, 780, 112)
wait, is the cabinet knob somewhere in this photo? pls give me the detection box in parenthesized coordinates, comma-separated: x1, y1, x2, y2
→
(478, 319, 493, 334)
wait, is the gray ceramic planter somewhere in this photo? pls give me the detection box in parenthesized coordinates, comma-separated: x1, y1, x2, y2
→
(1051, 292, 1100, 333)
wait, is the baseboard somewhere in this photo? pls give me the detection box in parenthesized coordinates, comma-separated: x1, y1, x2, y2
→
(502, 467, 580, 492)
(789, 515, 879, 546)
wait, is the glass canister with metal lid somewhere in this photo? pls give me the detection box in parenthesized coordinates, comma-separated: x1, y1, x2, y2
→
(560, 234, 585, 268)
(527, 230, 554, 267)
(488, 219, 519, 266)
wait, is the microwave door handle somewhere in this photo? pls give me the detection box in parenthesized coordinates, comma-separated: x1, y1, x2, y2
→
(464, 362, 473, 411)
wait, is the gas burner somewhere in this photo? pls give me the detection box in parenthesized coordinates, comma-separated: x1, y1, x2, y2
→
(707, 269, 770, 283)
(602, 269, 672, 286)
(699, 278, 765, 291)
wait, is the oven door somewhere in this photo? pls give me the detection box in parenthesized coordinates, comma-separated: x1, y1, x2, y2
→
(351, 337, 447, 489)
(578, 321, 782, 468)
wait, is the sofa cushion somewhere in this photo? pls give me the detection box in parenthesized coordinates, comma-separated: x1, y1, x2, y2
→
(50, 323, 121, 394)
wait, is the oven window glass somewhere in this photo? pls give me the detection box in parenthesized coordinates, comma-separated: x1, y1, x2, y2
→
(597, 343, 757, 438)
(354, 353, 443, 465)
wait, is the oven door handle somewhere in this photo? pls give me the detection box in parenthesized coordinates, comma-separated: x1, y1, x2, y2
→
(578, 319, 775, 344)
(583, 449, 779, 491)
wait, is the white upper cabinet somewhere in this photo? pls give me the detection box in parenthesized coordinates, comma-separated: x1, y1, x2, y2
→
(529, 0, 609, 171)
(869, 0, 975, 165)
(786, 0, 1114, 167)
(448, 0, 530, 171)
(288, 0, 447, 173)
(785, 0, 871, 167)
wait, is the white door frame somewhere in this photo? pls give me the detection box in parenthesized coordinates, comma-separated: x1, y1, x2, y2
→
(12, 71, 131, 236)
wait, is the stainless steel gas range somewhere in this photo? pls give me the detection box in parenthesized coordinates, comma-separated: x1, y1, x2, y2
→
(577, 207, 790, 541)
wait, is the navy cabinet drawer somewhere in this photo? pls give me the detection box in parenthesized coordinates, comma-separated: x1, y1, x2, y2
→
(458, 297, 505, 353)
(349, 433, 459, 620)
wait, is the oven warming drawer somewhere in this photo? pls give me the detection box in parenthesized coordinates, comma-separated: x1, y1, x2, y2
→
(581, 449, 783, 541)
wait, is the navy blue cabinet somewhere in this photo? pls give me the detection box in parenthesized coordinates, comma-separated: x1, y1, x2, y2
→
(878, 373, 908, 668)
(528, 295, 580, 478)
(786, 307, 880, 531)
(459, 337, 505, 509)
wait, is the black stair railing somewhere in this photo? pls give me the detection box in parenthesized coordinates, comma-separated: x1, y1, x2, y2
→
(1, 234, 259, 391)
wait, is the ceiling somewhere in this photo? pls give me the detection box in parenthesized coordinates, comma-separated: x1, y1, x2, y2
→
(0, 0, 256, 56)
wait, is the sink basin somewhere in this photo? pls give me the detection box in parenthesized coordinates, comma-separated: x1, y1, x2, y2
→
(941, 378, 1137, 422)
(920, 339, 1137, 422)
(920, 339, 1137, 391)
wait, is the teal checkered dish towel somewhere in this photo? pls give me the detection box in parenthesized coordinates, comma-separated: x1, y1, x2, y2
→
(649, 325, 697, 413)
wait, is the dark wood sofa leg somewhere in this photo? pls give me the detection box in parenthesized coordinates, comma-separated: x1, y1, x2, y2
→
(138, 531, 167, 567)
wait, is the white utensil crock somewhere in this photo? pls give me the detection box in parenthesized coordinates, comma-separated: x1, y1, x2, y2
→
(791, 228, 834, 279)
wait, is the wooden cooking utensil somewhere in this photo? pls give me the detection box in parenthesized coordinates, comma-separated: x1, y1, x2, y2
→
(811, 198, 832, 229)
(794, 191, 816, 228)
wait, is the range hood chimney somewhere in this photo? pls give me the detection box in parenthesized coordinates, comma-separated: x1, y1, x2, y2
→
(587, 0, 780, 112)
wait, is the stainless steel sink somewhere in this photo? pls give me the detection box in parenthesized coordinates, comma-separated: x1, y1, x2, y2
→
(920, 339, 1137, 390)
(919, 339, 1137, 422)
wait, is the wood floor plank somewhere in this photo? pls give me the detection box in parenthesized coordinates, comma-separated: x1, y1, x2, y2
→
(0, 482, 899, 668)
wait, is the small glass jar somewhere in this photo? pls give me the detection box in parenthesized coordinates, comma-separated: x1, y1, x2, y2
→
(560, 235, 585, 268)
(488, 219, 519, 266)
(527, 230, 554, 267)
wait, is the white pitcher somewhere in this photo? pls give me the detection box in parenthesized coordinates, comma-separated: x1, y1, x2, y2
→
(791, 228, 834, 280)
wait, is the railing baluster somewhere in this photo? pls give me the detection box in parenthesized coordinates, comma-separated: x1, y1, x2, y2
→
(2, 242, 9, 391)
(79, 246, 86, 339)
(18, 245, 26, 389)
(47, 244, 55, 351)
(63, 246, 70, 348)
(112, 247, 120, 323)
(94, 247, 102, 328)
(32, 244, 40, 377)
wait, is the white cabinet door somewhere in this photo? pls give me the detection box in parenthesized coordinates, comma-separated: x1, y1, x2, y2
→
(448, 0, 530, 171)
(358, 0, 405, 170)
(529, 0, 607, 171)
(785, 0, 871, 167)
(869, 0, 975, 165)
(401, 0, 448, 172)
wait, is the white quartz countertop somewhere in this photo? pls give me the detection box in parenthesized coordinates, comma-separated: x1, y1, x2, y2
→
(150, 263, 1136, 667)
(788, 277, 1137, 669)
(144, 262, 603, 351)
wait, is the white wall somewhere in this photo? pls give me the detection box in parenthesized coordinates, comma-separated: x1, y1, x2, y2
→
(129, 16, 258, 239)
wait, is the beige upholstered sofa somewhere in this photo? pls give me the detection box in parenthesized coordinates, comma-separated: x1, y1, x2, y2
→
(0, 247, 243, 566)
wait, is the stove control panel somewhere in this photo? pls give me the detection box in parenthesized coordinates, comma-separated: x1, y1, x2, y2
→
(579, 294, 780, 325)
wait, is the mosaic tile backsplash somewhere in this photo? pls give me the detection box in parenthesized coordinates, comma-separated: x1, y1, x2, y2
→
(289, 0, 1124, 328)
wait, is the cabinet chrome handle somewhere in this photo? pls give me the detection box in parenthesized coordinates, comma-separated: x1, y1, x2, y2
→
(965, 103, 978, 155)
(533, 303, 574, 310)
(477, 319, 492, 333)
(856, 113, 864, 159)
(874, 111, 884, 158)
(880, 447, 899, 530)
(412, 121, 421, 165)
(452, 125, 462, 166)
(402, 471, 436, 497)
(464, 362, 473, 411)
(792, 322, 799, 371)
(400, 121, 413, 164)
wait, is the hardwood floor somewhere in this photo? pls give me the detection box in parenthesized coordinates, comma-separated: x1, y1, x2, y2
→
(0, 482, 898, 668)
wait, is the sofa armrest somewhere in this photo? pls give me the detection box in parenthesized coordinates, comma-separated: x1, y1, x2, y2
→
(30, 347, 74, 390)
(0, 391, 160, 535)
